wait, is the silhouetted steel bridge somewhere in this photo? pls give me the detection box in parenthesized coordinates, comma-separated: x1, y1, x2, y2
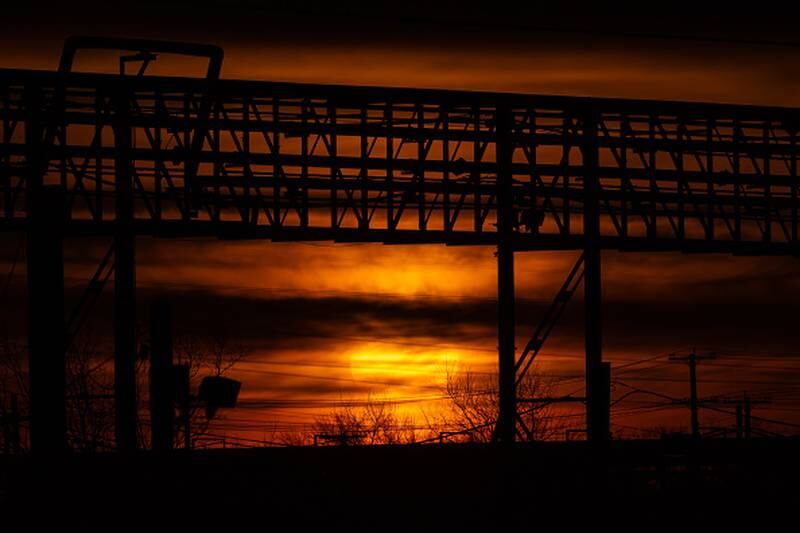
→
(3, 38, 800, 453)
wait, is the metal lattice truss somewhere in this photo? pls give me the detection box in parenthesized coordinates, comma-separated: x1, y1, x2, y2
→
(2, 68, 800, 254)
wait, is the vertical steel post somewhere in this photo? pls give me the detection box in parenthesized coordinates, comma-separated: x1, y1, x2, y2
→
(495, 103, 516, 446)
(25, 84, 68, 455)
(27, 186, 68, 455)
(113, 89, 138, 452)
(581, 108, 609, 444)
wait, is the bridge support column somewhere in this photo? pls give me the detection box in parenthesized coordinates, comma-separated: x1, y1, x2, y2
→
(497, 231, 516, 445)
(582, 109, 610, 444)
(496, 104, 516, 446)
(25, 84, 68, 455)
(113, 91, 138, 452)
(27, 186, 68, 455)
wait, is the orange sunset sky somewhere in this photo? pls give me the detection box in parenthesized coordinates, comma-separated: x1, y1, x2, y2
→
(2, 4, 800, 443)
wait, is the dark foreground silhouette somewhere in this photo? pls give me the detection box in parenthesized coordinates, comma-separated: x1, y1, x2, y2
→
(1, 439, 798, 528)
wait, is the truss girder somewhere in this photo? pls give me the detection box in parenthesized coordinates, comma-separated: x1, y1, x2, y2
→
(2, 69, 799, 254)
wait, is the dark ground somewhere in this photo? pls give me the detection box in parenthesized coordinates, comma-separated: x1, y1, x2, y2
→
(1, 439, 799, 529)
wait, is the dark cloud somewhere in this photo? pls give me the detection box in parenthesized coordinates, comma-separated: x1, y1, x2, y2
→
(6, 277, 796, 357)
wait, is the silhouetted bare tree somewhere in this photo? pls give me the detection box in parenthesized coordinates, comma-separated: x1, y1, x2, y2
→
(312, 396, 417, 446)
(175, 328, 246, 379)
(64, 337, 116, 452)
(0, 329, 120, 452)
(0, 318, 249, 452)
(430, 365, 567, 442)
(0, 334, 27, 452)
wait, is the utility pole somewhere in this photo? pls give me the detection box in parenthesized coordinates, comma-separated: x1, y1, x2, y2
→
(712, 393, 769, 439)
(739, 394, 770, 438)
(705, 393, 770, 439)
(669, 349, 716, 440)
